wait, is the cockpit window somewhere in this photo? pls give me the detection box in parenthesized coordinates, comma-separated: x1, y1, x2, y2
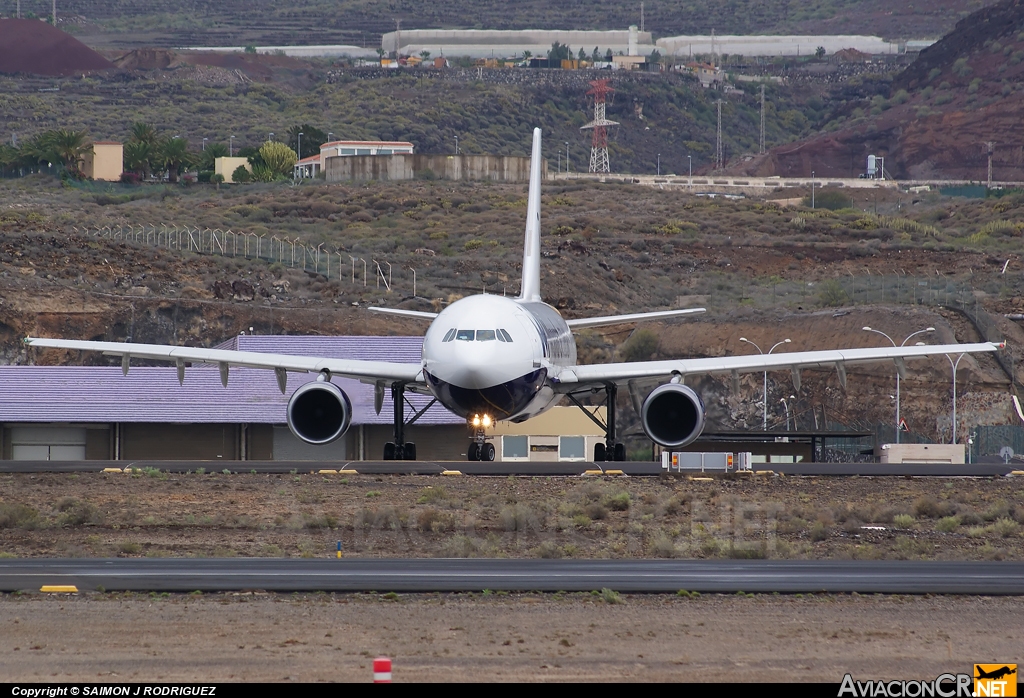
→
(442, 328, 457, 342)
(476, 330, 496, 342)
(456, 329, 475, 341)
(498, 329, 513, 343)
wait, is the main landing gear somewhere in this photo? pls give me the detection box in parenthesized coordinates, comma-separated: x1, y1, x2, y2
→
(565, 382, 627, 462)
(467, 414, 495, 461)
(381, 383, 437, 461)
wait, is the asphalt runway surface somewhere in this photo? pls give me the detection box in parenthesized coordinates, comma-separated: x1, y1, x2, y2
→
(0, 459, 1018, 476)
(3, 559, 1023, 594)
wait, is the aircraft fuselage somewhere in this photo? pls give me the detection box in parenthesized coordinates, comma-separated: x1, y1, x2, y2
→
(421, 294, 574, 422)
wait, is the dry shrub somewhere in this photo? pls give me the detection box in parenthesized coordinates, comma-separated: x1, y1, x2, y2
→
(0, 502, 39, 529)
(651, 535, 678, 558)
(913, 496, 954, 519)
(500, 504, 540, 532)
(531, 540, 563, 559)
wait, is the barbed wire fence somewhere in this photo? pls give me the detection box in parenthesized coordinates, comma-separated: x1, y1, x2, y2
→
(71, 223, 399, 292)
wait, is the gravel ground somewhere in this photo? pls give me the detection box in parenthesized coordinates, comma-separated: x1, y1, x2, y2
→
(3, 473, 1022, 682)
(1, 473, 1022, 561)
(1, 592, 1021, 682)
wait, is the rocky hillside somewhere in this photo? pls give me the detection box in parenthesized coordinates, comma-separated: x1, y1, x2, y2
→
(743, 0, 1024, 180)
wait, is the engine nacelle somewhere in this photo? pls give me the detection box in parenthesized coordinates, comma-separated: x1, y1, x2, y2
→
(640, 383, 706, 448)
(286, 380, 352, 445)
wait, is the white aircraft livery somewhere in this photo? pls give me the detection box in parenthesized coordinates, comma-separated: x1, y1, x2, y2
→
(26, 128, 1003, 461)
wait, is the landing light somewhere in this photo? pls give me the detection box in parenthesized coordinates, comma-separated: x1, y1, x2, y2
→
(471, 414, 493, 428)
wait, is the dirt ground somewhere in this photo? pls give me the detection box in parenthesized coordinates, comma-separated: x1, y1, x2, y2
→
(2, 450, 1023, 684)
(1, 592, 1021, 682)
(2, 473, 1022, 561)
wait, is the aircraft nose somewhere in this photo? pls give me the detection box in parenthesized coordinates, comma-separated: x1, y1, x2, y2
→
(444, 342, 502, 389)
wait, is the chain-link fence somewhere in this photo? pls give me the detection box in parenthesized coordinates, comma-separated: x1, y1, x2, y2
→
(971, 424, 1024, 458)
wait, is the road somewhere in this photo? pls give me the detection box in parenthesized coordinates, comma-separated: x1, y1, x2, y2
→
(3, 559, 1023, 594)
(0, 459, 1016, 476)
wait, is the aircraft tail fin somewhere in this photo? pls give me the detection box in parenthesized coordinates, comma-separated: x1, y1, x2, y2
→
(519, 127, 543, 303)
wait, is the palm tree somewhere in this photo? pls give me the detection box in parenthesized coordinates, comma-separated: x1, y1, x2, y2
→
(158, 137, 193, 183)
(123, 140, 154, 178)
(199, 142, 228, 172)
(41, 129, 92, 172)
(129, 122, 158, 147)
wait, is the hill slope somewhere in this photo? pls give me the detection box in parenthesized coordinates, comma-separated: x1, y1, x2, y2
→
(0, 18, 114, 76)
(745, 0, 1024, 180)
(46, 0, 1002, 49)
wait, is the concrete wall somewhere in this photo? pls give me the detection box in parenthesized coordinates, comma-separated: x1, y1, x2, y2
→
(215, 157, 251, 184)
(326, 154, 544, 183)
(82, 143, 122, 181)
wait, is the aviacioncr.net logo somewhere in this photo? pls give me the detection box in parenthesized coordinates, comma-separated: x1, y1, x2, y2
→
(838, 673, 973, 697)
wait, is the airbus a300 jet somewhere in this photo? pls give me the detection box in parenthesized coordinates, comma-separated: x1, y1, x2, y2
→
(26, 129, 1002, 461)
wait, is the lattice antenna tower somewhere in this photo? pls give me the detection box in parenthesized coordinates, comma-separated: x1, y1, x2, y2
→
(715, 98, 724, 170)
(580, 79, 619, 173)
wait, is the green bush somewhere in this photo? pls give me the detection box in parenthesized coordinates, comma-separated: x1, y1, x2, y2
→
(620, 329, 659, 362)
(804, 189, 852, 211)
(817, 279, 848, 307)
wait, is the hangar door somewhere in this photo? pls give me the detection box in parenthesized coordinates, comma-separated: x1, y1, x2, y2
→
(11, 426, 87, 460)
(273, 426, 347, 461)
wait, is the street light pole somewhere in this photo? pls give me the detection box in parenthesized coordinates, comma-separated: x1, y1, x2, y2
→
(688, 155, 692, 185)
(740, 337, 791, 430)
(811, 170, 815, 209)
(454, 136, 458, 154)
(863, 326, 935, 443)
(657, 153, 660, 176)
(229, 135, 234, 157)
(946, 353, 966, 444)
(565, 141, 569, 174)
(780, 396, 795, 431)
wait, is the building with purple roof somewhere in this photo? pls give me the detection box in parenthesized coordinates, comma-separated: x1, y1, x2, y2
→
(3, 336, 466, 461)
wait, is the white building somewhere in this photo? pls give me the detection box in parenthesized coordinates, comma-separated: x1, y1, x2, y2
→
(294, 140, 415, 179)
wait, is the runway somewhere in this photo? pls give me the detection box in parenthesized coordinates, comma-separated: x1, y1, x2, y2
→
(0, 459, 1017, 476)
(2, 558, 1023, 594)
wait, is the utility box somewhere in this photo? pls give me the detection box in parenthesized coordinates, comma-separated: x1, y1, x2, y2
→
(664, 451, 733, 473)
(877, 443, 965, 464)
(734, 451, 753, 471)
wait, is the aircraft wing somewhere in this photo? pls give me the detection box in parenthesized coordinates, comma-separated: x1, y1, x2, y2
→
(565, 307, 706, 329)
(554, 342, 1003, 388)
(23, 337, 424, 389)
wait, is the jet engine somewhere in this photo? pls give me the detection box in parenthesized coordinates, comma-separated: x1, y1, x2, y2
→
(286, 380, 352, 445)
(640, 383, 706, 448)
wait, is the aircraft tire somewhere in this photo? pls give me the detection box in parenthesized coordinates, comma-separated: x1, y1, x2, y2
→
(614, 443, 626, 461)
(594, 443, 606, 462)
(383, 442, 395, 461)
(404, 442, 417, 460)
(482, 442, 495, 461)
(467, 443, 479, 461)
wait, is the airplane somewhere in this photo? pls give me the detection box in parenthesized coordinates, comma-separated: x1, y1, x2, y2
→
(975, 666, 1016, 681)
(25, 128, 1003, 462)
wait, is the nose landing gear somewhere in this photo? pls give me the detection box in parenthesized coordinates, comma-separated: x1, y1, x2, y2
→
(467, 414, 496, 461)
(467, 441, 495, 461)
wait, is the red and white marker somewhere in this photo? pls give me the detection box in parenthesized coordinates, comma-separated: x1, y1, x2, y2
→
(373, 657, 392, 683)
